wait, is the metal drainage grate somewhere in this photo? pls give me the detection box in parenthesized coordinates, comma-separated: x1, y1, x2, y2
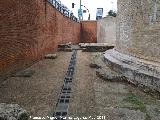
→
(53, 50, 77, 119)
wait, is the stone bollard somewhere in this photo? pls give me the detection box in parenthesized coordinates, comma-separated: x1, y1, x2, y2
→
(0, 103, 29, 120)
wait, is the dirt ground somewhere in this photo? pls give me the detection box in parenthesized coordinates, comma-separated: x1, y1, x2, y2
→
(0, 50, 160, 120)
(69, 51, 98, 118)
(0, 52, 72, 117)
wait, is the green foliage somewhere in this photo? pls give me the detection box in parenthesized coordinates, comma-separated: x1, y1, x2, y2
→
(108, 10, 117, 17)
(123, 91, 151, 120)
(123, 93, 146, 112)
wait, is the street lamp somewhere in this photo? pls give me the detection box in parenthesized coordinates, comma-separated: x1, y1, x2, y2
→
(81, 5, 90, 20)
(72, 1, 90, 20)
(80, 0, 82, 20)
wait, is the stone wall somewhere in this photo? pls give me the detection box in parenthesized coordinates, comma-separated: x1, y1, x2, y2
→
(97, 16, 116, 46)
(104, 0, 160, 93)
(116, 0, 160, 63)
(0, 0, 80, 81)
(81, 20, 97, 43)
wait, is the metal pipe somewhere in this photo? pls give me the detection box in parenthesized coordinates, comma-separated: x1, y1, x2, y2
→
(79, 0, 82, 20)
(80, 0, 82, 10)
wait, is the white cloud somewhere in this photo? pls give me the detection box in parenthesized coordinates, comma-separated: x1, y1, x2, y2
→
(60, 0, 117, 20)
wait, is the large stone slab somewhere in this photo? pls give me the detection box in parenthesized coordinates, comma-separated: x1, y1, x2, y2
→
(44, 54, 57, 59)
(79, 43, 114, 52)
(104, 49, 160, 96)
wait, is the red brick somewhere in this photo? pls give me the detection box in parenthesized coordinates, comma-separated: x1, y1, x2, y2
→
(81, 20, 97, 43)
(0, 0, 80, 81)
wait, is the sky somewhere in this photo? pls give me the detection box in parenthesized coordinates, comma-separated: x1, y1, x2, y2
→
(60, 0, 117, 20)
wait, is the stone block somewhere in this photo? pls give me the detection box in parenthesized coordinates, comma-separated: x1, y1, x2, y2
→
(104, 49, 160, 95)
(0, 103, 29, 120)
(44, 54, 57, 59)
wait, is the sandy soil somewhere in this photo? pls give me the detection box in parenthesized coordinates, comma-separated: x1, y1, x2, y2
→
(0, 52, 72, 117)
(69, 51, 98, 118)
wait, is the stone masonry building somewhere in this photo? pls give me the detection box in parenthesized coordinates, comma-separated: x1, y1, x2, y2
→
(104, 0, 160, 93)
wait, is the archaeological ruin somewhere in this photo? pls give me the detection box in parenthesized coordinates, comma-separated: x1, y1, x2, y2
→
(104, 0, 160, 93)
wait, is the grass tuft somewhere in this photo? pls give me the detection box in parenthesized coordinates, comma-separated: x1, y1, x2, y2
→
(123, 90, 151, 120)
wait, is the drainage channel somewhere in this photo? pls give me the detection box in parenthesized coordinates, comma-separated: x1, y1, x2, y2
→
(53, 49, 77, 120)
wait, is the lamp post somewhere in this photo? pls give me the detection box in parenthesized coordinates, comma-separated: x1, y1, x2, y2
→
(81, 5, 90, 20)
(73, 0, 90, 20)
(80, 0, 82, 11)
(78, 0, 82, 20)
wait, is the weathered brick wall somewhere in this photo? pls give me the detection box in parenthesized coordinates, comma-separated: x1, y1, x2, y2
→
(97, 16, 116, 45)
(0, 0, 80, 81)
(116, 0, 160, 63)
(81, 21, 97, 43)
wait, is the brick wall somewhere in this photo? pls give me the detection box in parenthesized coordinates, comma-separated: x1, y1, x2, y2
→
(0, 0, 80, 81)
(81, 20, 97, 43)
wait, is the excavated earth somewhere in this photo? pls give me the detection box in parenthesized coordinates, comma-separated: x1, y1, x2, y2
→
(0, 50, 160, 120)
